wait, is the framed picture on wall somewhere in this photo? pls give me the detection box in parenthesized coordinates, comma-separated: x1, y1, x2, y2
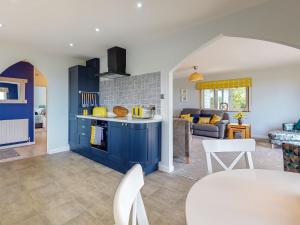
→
(180, 89, 188, 102)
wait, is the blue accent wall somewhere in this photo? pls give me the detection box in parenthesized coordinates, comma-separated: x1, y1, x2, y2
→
(0, 61, 34, 145)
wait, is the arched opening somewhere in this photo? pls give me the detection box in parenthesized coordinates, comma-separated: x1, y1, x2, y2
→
(169, 35, 300, 179)
(0, 61, 48, 162)
(33, 67, 48, 156)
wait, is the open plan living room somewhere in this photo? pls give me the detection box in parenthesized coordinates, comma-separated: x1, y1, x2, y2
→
(0, 1, 300, 225)
(172, 36, 300, 180)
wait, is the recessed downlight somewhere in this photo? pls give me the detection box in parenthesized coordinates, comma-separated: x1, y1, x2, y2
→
(95, 27, 100, 32)
(69, 43, 74, 47)
(0, 24, 3, 28)
(137, 2, 142, 8)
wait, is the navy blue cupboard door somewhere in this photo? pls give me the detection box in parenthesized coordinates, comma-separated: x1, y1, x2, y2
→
(148, 123, 162, 164)
(69, 114, 78, 149)
(108, 122, 128, 165)
(78, 118, 91, 149)
(128, 124, 148, 168)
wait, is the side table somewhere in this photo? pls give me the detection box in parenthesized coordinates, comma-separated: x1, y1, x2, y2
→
(227, 123, 251, 139)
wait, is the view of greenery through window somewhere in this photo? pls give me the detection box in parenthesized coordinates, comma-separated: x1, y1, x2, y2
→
(202, 87, 248, 111)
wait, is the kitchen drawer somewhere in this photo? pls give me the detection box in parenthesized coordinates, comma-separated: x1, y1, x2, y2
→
(78, 118, 91, 133)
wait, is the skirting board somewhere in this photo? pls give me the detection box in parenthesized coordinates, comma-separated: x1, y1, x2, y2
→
(48, 145, 70, 154)
(0, 142, 35, 150)
(159, 162, 174, 173)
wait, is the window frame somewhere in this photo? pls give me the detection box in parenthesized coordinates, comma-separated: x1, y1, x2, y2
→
(0, 87, 8, 100)
(200, 87, 251, 112)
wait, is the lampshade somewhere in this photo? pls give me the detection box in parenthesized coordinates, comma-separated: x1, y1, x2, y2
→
(188, 66, 204, 82)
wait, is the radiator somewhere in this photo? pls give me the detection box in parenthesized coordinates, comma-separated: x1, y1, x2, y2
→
(0, 119, 29, 145)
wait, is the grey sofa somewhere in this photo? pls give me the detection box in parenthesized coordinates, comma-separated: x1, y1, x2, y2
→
(180, 108, 229, 139)
(173, 118, 192, 163)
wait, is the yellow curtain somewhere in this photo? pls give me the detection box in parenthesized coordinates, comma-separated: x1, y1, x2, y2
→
(196, 77, 252, 90)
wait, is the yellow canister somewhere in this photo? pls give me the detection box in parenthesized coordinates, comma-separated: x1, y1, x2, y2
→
(83, 108, 88, 116)
(93, 107, 108, 117)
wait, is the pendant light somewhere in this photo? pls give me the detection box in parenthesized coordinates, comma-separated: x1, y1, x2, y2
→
(188, 66, 204, 82)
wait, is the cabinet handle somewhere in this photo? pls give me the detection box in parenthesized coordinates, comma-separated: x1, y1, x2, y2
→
(122, 123, 124, 126)
(81, 133, 86, 136)
(82, 125, 85, 128)
(125, 123, 128, 126)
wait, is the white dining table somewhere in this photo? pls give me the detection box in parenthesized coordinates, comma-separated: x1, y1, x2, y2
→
(186, 169, 300, 225)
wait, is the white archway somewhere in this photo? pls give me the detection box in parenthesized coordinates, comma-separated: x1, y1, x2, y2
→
(168, 34, 300, 171)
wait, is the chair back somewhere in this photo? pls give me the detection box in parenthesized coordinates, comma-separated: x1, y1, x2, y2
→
(202, 139, 256, 174)
(113, 164, 149, 225)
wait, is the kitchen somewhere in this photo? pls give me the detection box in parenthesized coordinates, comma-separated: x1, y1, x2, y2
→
(69, 47, 162, 175)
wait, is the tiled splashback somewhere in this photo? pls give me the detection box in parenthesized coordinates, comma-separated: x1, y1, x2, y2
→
(100, 72, 161, 114)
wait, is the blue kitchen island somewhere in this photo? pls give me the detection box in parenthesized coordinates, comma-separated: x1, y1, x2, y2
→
(70, 115, 162, 175)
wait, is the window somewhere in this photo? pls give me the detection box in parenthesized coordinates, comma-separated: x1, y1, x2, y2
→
(201, 87, 250, 111)
(0, 88, 8, 100)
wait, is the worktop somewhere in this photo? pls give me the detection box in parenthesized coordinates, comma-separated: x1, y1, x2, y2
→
(76, 115, 162, 124)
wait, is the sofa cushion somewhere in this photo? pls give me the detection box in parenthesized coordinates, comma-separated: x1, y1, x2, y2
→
(193, 124, 219, 132)
(295, 119, 300, 130)
(268, 130, 300, 141)
(180, 114, 193, 122)
(191, 114, 201, 123)
(201, 109, 229, 120)
(198, 117, 211, 124)
(210, 114, 222, 125)
(181, 108, 201, 116)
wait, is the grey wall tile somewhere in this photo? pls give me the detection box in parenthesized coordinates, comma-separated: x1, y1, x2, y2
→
(99, 72, 161, 114)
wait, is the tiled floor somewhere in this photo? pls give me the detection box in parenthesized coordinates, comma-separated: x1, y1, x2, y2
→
(0, 128, 47, 163)
(0, 152, 195, 225)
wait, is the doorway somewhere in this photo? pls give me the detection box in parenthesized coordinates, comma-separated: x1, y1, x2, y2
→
(0, 67, 48, 163)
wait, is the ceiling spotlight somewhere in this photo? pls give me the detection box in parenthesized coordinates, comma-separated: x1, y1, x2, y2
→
(137, 2, 142, 8)
(0, 24, 2, 28)
(95, 28, 100, 32)
(69, 43, 74, 47)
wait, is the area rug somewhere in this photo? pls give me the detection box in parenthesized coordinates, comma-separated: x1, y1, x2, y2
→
(0, 148, 20, 160)
(173, 136, 283, 181)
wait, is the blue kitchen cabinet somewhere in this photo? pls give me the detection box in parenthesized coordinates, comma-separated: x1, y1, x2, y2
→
(68, 65, 99, 150)
(108, 122, 129, 165)
(78, 118, 91, 149)
(69, 61, 161, 175)
(107, 121, 161, 175)
(128, 123, 161, 174)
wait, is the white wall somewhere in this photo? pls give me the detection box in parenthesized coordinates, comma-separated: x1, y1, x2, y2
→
(202, 63, 300, 138)
(173, 77, 200, 117)
(0, 42, 84, 153)
(34, 87, 47, 109)
(123, 0, 300, 172)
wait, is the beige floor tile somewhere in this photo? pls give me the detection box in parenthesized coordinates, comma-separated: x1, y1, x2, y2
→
(43, 201, 85, 225)
(0, 151, 196, 225)
(21, 214, 51, 225)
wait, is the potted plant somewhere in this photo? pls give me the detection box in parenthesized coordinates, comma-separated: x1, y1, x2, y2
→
(233, 112, 246, 125)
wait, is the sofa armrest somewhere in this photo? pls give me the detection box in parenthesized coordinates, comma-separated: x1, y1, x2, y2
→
(215, 120, 229, 139)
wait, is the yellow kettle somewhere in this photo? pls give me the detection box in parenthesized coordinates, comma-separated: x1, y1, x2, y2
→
(92, 107, 108, 117)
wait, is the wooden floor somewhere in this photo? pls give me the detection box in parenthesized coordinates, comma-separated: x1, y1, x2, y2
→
(0, 152, 195, 225)
(0, 128, 47, 163)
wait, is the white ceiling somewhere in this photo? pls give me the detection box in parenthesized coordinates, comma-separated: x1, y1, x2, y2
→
(174, 36, 300, 78)
(0, 0, 269, 58)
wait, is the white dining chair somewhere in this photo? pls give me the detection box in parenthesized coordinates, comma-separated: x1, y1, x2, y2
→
(202, 139, 256, 174)
(113, 164, 149, 225)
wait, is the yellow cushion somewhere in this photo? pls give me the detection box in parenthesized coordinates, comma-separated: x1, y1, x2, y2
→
(180, 114, 193, 122)
(198, 117, 211, 124)
(210, 114, 222, 125)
